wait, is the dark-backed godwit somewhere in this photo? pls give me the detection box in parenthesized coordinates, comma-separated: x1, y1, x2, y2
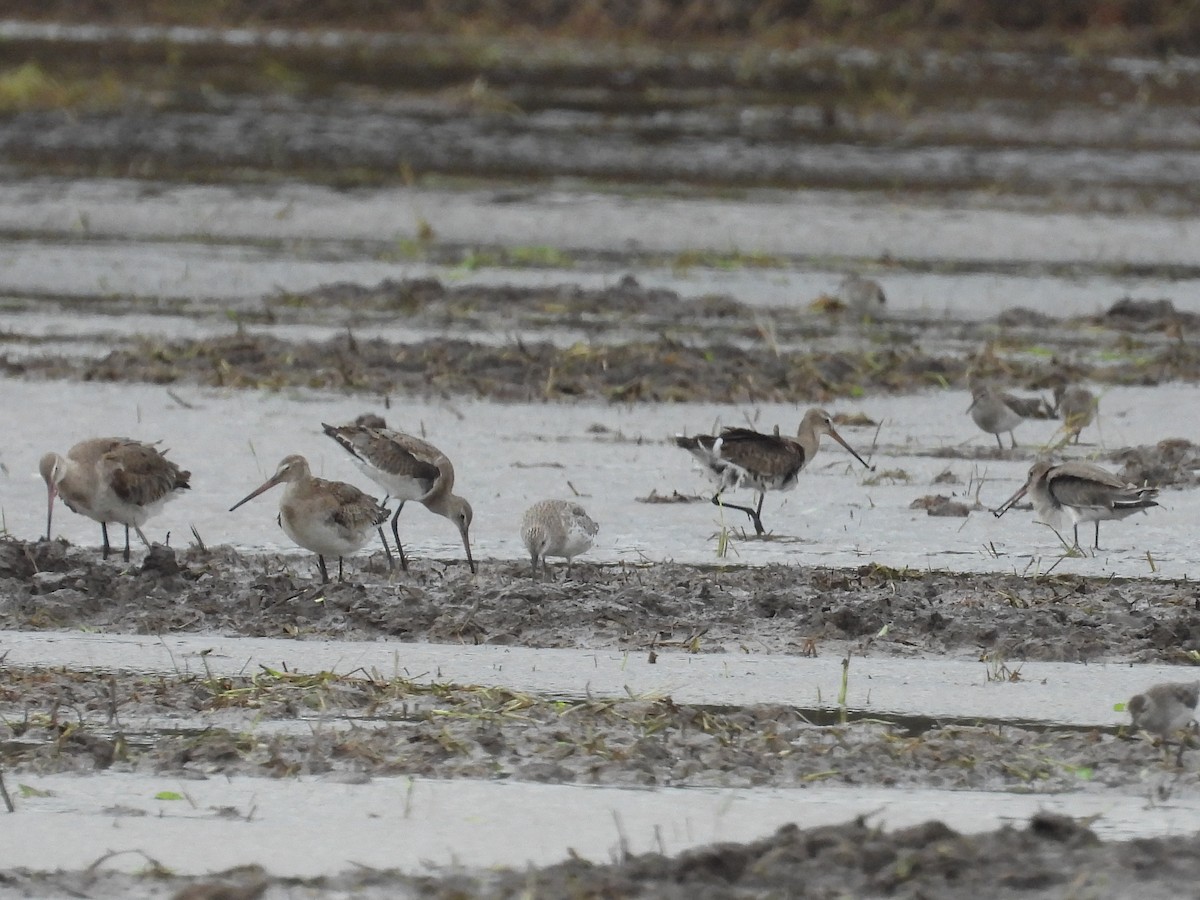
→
(1128, 681, 1199, 764)
(675, 408, 873, 536)
(992, 459, 1158, 551)
(229, 454, 388, 583)
(1053, 385, 1098, 444)
(521, 499, 598, 578)
(322, 421, 476, 573)
(39, 438, 191, 561)
(968, 386, 1055, 450)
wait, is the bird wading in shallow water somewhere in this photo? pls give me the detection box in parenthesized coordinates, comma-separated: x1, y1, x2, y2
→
(40, 437, 190, 562)
(675, 408, 874, 536)
(322, 420, 476, 574)
(229, 454, 388, 584)
(1053, 384, 1098, 444)
(968, 386, 1056, 450)
(1128, 681, 1199, 765)
(521, 499, 599, 579)
(992, 459, 1158, 552)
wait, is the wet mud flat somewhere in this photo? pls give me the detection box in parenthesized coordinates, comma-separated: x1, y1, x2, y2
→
(4, 538, 1200, 663)
(5, 277, 1200, 406)
(4, 537, 1200, 897)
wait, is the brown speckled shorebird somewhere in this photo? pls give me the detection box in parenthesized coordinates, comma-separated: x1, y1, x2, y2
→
(1129, 681, 1200, 765)
(521, 499, 599, 578)
(229, 454, 388, 583)
(675, 408, 874, 535)
(322, 420, 476, 573)
(968, 386, 1056, 450)
(1053, 385, 1098, 444)
(993, 459, 1158, 551)
(39, 437, 191, 561)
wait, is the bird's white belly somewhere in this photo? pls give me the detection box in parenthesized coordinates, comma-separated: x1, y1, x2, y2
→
(356, 460, 427, 503)
(553, 521, 596, 560)
(281, 508, 372, 557)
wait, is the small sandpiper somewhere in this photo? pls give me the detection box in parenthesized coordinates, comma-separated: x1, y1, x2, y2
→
(521, 499, 599, 579)
(1129, 681, 1199, 764)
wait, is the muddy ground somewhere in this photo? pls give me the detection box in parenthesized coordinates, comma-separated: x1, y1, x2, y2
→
(4, 537, 1200, 896)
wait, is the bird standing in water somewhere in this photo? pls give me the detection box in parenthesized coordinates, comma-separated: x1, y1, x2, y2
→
(968, 386, 1055, 450)
(40, 437, 191, 561)
(993, 459, 1158, 551)
(675, 408, 874, 536)
(229, 454, 388, 583)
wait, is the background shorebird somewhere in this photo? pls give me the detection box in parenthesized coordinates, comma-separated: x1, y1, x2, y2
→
(1053, 384, 1098, 444)
(229, 454, 388, 583)
(836, 274, 887, 316)
(1128, 681, 1199, 765)
(521, 499, 599, 579)
(39, 437, 190, 561)
(992, 459, 1158, 551)
(968, 386, 1056, 450)
(323, 420, 476, 573)
(675, 408, 874, 536)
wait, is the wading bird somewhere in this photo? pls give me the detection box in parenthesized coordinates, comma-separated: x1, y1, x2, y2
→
(1129, 681, 1199, 765)
(993, 459, 1158, 551)
(229, 454, 388, 583)
(675, 408, 873, 536)
(322, 421, 476, 573)
(1053, 384, 1098, 444)
(39, 438, 190, 561)
(968, 386, 1056, 450)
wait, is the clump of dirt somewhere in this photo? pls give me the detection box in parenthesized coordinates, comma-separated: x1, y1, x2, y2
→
(1110, 439, 1200, 489)
(3, 538, 1200, 663)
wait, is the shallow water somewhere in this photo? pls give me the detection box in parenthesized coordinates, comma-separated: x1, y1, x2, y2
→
(8, 770, 1200, 876)
(4, 377, 1196, 578)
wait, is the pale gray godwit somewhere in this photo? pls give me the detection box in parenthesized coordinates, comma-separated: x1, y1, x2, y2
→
(992, 459, 1158, 551)
(521, 499, 599, 578)
(1128, 681, 1200, 764)
(39, 437, 191, 561)
(675, 408, 874, 536)
(968, 386, 1055, 450)
(1053, 384, 1098, 444)
(322, 421, 476, 573)
(228, 454, 388, 583)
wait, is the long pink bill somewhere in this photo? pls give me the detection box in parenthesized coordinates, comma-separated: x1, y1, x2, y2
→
(828, 428, 875, 472)
(229, 475, 284, 512)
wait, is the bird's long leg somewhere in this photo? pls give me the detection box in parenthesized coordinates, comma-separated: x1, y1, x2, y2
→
(1094, 522, 1101, 552)
(376, 495, 395, 566)
(390, 501, 409, 571)
(1071, 524, 1082, 552)
(377, 527, 394, 566)
(711, 494, 766, 535)
(317, 555, 329, 584)
(122, 525, 131, 562)
(337, 557, 345, 583)
(101, 523, 111, 560)
(1009, 433, 1018, 449)
(995, 434, 1004, 452)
